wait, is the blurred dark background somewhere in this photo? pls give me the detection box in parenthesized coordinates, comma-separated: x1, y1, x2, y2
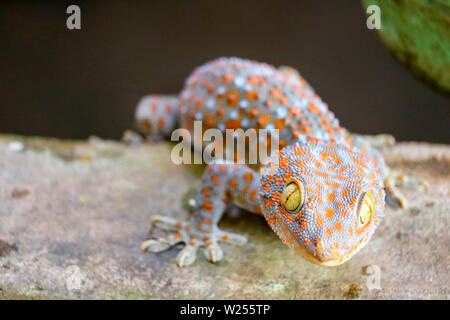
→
(0, 0, 448, 142)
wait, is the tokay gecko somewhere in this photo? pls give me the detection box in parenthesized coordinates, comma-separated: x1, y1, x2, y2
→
(135, 57, 423, 267)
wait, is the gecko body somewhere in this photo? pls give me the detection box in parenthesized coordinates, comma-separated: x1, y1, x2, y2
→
(137, 57, 416, 267)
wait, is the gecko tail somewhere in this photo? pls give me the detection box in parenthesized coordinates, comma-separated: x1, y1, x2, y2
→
(135, 95, 180, 138)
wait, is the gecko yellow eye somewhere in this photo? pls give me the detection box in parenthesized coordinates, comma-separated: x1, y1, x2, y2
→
(281, 179, 304, 213)
(357, 192, 374, 225)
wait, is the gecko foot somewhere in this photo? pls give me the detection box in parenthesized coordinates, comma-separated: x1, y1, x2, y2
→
(384, 170, 427, 209)
(141, 215, 247, 267)
(390, 171, 428, 191)
(362, 134, 396, 149)
(384, 182, 408, 209)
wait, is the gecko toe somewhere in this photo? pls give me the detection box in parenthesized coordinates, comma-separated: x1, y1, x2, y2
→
(218, 230, 248, 246)
(176, 244, 199, 267)
(203, 241, 224, 263)
(141, 239, 171, 252)
(151, 215, 187, 231)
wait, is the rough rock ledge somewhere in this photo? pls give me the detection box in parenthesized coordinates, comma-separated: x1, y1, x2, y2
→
(0, 135, 448, 299)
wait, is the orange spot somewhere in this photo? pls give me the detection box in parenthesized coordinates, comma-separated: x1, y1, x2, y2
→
(311, 159, 323, 169)
(352, 157, 368, 169)
(325, 227, 333, 238)
(243, 172, 253, 182)
(321, 151, 342, 165)
(141, 119, 151, 129)
(327, 191, 335, 203)
(248, 106, 260, 119)
(226, 89, 239, 107)
(204, 114, 216, 127)
(308, 103, 320, 114)
(293, 146, 306, 156)
(264, 100, 273, 108)
(230, 178, 238, 188)
(269, 86, 282, 98)
(221, 73, 234, 84)
(279, 156, 290, 169)
(325, 208, 335, 219)
(307, 136, 320, 143)
(294, 160, 307, 170)
(272, 191, 281, 203)
(202, 217, 213, 225)
(174, 232, 182, 239)
(342, 187, 352, 199)
(334, 221, 344, 233)
(157, 117, 165, 128)
(211, 175, 219, 185)
(314, 170, 330, 179)
(207, 83, 216, 94)
(301, 219, 308, 230)
(279, 96, 288, 105)
(284, 171, 293, 180)
(315, 238, 323, 252)
(195, 97, 204, 108)
(325, 181, 340, 189)
(274, 118, 285, 130)
(247, 75, 265, 86)
(202, 188, 211, 196)
(340, 209, 348, 218)
(226, 119, 241, 129)
(202, 201, 214, 212)
(250, 189, 258, 200)
(257, 114, 271, 127)
(216, 106, 226, 118)
(335, 175, 349, 181)
(285, 213, 294, 224)
(288, 107, 302, 117)
(245, 90, 259, 101)
(315, 213, 324, 228)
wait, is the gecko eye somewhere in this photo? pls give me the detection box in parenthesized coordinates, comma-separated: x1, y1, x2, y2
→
(357, 192, 374, 225)
(281, 179, 304, 214)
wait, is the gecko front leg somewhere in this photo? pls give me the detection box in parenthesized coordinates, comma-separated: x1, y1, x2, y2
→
(350, 133, 426, 208)
(141, 161, 261, 267)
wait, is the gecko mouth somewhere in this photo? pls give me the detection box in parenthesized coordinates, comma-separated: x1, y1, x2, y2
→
(273, 211, 353, 267)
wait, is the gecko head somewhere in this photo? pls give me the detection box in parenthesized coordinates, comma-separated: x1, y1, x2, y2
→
(259, 141, 385, 266)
